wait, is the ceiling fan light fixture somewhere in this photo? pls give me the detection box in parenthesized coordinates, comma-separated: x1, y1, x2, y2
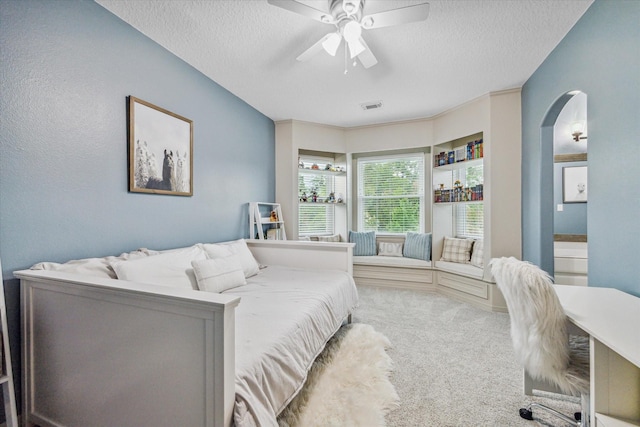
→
(343, 20, 362, 43)
(342, 0, 360, 16)
(348, 39, 365, 58)
(322, 32, 342, 56)
(362, 17, 374, 29)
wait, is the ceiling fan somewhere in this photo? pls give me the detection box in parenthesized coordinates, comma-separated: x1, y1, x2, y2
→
(267, 0, 430, 69)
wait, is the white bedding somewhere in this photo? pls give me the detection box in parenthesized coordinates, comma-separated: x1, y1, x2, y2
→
(29, 245, 358, 427)
(225, 265, 359, 427)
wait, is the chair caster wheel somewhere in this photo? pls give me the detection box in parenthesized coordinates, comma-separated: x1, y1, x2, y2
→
(520, 408, 534, 420)
(575, 412, 581, 421)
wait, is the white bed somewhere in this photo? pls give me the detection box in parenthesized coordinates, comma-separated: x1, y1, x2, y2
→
(15, 239, 357, 427)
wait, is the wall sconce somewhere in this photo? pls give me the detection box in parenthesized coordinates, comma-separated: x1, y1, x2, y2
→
(571, 122, 587, 142)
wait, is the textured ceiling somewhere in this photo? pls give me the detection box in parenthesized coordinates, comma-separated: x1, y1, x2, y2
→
(95, 0, 593, 128)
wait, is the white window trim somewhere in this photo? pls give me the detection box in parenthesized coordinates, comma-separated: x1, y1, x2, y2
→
(356, 152, 426, 234)
(298, 155, 336, 236)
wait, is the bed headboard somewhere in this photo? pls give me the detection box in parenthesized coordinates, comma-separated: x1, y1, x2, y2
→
(246, 240, 354, 275)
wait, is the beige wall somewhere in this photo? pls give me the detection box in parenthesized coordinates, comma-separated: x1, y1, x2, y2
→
(275, 89, 522, 271)
(487, 90, 522, 263)
(345, 119, 433, 153)
(275, 121, 346, 239)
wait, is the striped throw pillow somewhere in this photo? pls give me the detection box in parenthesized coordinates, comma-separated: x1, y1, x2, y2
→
(403, 232, 432, 261)
(441, 236, 474, 263)
(349, 231, 377, 256)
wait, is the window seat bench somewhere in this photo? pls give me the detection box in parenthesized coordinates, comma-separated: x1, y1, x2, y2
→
(352, 255, 434, 291)
(435, 260, 483, 279)
(352, 255, 506, 312)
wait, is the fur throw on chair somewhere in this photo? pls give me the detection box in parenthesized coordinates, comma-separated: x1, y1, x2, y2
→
(490, 257, 589, 396)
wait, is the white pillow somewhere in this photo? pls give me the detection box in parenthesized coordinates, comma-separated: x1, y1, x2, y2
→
(470, 239, 484, 268)
(110, 245, 206, 290)
(30, 249, 152, 279)
(202, 239, 260, 278)
(191, 256, 246, 293)
(378, 242, 403, 257)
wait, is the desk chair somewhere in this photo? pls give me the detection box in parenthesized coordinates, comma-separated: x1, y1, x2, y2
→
(490, 257, 590, 427)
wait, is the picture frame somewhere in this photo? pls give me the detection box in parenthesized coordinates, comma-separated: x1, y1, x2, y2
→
(128, 96, 193, 196)
(562, 165, 587, 203)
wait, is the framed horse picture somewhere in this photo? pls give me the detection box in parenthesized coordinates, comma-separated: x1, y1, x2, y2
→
(128, 96, 193, 196)
(562, 165, 587, 203)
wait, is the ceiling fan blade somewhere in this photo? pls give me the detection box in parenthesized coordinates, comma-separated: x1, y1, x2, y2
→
(355, 37, 378, 69)
(267, 0, 336, 25)
(361, 2, 430, 29)
(296, 33, 338, 62)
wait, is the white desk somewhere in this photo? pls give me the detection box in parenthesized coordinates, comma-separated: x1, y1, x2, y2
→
(554, 285, 640, 427)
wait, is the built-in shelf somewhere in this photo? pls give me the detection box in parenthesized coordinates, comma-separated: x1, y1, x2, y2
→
(297, 154, 348, 239)
(433, 157, 483, 171)
(299, 202, 345, 206)
(433, 200, 484, 206)
(298, 168, 346, 176)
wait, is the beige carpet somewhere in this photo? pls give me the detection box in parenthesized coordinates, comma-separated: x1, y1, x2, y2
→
(353, 285, 581, 427)
(278, 323, 399, 427)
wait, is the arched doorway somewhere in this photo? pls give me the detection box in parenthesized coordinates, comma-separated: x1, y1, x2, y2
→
(538, 91, 588, 279)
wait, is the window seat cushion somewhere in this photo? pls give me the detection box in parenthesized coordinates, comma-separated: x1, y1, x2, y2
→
(435, 260, 483, 279)
(353, 255, 432, 269)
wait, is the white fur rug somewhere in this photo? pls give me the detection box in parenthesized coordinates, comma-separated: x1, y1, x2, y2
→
(277, 323, 399, 427)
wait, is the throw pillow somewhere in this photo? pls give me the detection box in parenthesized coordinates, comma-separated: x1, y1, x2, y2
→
(349, 231, 377, 256)
(202, 239, 260, 278)
(110, 244, 206, 290)
(403, 232, 432, 261)
(317, 234, 341, 242)
(191, 256, 246, 293)
(378, 242, 403, 257)
(440, 236, 474, 264)
(31, 248, 152, 279)
(470, 239, 484, 268)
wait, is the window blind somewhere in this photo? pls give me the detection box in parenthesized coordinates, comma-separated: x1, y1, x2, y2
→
(453, 164, 484, 239)
(357, 154, 424, 233)
(299, 204, 335, 235)
(455, 203, 484, 239)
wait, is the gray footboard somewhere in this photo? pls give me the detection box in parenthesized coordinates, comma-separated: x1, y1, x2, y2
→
(16, 270, 239, 427)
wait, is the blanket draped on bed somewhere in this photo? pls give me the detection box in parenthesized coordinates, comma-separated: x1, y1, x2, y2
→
(227, 265, 359, 427)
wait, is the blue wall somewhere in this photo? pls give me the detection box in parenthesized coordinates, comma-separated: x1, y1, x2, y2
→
(1, 0, 275, 276)
(522, 0, 639, 296)
(0, 0, 275, 414)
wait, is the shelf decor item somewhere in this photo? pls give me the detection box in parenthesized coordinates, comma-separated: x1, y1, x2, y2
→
(249, 202, 287, 240)
(128, 96, 193, 196)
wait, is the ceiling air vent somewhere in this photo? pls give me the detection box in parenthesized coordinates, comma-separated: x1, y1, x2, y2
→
(361, 101, 383, 111)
